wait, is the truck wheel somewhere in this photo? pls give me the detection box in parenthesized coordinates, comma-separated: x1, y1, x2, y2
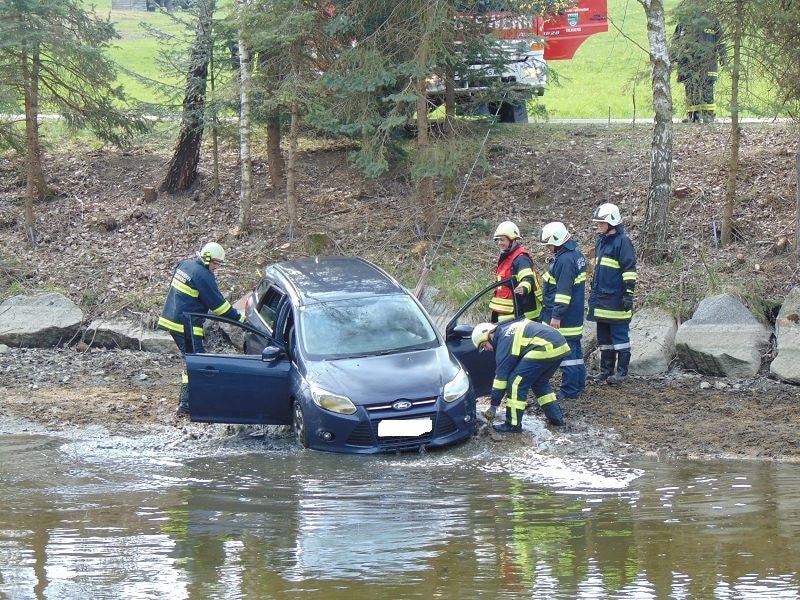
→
(498, 101, 529, 124)
(293, 402, 309, 448)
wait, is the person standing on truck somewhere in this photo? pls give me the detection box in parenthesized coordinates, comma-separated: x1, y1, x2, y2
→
(538, 221, 587, 400)
(158, 242, 245, 415)
(472, 319, 568, 431)
(671, 1, 727, 123)
(586, 203, 637, 385)
(489, 221, 543, 323)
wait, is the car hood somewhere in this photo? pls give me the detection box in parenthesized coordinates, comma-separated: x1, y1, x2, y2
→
(304, 346, 459, 405)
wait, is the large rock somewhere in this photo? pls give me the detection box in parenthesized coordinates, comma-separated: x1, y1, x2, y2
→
(0, 293, 83, 347)
(630, 308, 677, 375)
(84, 318, 179, 354)
(770, 286, 800, 384)
(581, 320, 597, 356)
(675, 293, 770, 377)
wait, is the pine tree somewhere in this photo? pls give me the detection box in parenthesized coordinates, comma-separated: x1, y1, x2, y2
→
(159, 0, 218, 194)
(0, 0, 147, 245)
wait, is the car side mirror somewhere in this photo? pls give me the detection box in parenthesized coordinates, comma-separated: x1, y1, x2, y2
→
(261, 345, 284, 362)
(448, 323, 474, 340)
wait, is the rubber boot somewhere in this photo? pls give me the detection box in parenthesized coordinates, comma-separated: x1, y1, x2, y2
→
(608, 351, 631, 385)
(542, 402, 565, 427)
(177, 382, 190, 415)
(589, 350, 615, 382)
(493, 407, 523, 433)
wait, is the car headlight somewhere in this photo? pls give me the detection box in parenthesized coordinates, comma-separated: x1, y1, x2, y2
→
(309, 384, 357, 415)
(443, 367, 470, 403)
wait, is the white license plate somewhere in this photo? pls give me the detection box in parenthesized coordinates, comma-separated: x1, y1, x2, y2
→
(378, 418, 432, 438)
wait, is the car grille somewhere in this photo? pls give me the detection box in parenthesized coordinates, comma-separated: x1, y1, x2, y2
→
(434, 413, 458, 437)
(345, 401, 461, 450)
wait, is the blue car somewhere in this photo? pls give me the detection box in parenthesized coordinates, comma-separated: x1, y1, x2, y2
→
(184, 256, 502, 454)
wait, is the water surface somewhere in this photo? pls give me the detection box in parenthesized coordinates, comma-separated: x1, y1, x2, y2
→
(1, 427, 798, 599)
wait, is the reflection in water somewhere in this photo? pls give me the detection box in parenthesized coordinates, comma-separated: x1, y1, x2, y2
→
(1, 434, 799, 599)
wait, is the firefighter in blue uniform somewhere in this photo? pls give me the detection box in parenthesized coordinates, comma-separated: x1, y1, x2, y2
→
(587, 203, 637, 384)
(472, 319, 569, 432)
(158, 242, 245, 415)
(672, 3, 727, 123)
(538, 221, 587, 400)
(489, 221, 543, 323)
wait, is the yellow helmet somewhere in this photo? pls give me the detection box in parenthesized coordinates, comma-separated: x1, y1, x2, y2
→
(200, 242, 225, 265)
(493, 221, 520, 240)
(471, 322, 496, 351)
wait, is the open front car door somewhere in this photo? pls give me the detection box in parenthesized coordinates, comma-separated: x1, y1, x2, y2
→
(444, 280, 518, 398)
(184, 313, 292, 425)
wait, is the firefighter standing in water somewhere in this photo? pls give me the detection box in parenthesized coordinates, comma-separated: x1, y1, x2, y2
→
(472, 320, 568, 431)
(587, 203, 637, 384)
(489, 221, 543, 323)
(158, 242, 246, 415)
(538, 221, 587, 400)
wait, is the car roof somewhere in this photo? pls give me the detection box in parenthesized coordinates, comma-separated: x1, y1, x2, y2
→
(269, 256, 406, 304)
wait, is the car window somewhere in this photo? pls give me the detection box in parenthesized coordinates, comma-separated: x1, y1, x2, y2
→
(258, 285, 285, 331)
(298, 294, 439, 360)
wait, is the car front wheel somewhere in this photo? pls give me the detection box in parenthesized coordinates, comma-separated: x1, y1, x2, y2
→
(293, 401, 308, 448)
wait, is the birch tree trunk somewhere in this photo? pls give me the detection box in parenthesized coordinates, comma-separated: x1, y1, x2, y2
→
(415, 2, 437, 234)
(721, 0, 743, 246)
(22, 43, 45, 246)
(237, 35, 252, 235)
(445, 65, 456, 137)
(638, 0, 673, 262)
(795, 140, 799, 259)
(209, 51, 220, 197)
(285, 101, 299, 240)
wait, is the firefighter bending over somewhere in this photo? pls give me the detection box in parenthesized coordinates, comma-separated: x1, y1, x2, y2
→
(473, 319, 568, 432)
(158, 242, 245, 415)
(489, 221, 543, 323)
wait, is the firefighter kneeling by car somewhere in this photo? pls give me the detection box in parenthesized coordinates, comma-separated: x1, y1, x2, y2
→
(472, 319, 568, 432)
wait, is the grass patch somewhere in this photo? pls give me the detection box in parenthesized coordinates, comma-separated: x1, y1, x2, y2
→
(88, 0, 186, 104)
(90, 0, 780, 119)
(540, 0, 670, 120)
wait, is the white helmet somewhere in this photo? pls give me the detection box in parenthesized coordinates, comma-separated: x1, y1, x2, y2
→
(200, 242, 226, 265)
(540, 221, 571, 246)
(471, 322, 496, 350)
(592, 203, 622, 226)
(493, 221, 520, 241)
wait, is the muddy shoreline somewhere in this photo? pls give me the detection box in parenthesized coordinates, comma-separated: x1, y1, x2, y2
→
(2, 347, 798, 462)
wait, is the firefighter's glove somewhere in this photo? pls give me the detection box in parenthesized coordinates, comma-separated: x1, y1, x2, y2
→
(483, 406, 497, 421)
(621, 296, 634, 312)
(239, 314, 247, 323)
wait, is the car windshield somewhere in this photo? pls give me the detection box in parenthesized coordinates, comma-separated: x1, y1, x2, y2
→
(298, 294, 439, 360)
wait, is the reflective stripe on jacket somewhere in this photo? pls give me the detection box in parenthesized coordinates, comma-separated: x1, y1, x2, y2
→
(588, 225, 637, 323)
(158, 257, 243, 337)
(490, 244, 543, 320)
(539, 239, 587, 338)
(490, 319, 570, 404)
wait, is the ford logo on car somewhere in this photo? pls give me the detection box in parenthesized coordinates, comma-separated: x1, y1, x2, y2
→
(392, 400, 412, 411)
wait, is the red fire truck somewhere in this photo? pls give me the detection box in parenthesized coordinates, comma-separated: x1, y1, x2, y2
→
(427, 0, 608, 122)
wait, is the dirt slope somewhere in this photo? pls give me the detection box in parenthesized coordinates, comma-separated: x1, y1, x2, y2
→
(1, 121, 798, 460)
